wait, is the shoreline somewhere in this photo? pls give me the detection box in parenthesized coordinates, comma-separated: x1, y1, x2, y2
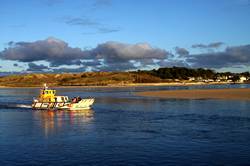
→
(0, 82, 240, 88)
(136, 88, 250, 101)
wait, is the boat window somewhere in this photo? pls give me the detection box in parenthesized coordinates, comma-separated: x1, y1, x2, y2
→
(61, 97, 64, 101)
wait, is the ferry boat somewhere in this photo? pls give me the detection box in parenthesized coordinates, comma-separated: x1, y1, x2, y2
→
(32, 84, 94, 110)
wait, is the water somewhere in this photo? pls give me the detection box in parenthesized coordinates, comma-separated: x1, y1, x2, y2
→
(1, 84, 250, 165)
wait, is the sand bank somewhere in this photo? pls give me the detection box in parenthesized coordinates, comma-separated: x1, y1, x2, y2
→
(136, 88, 250, 101)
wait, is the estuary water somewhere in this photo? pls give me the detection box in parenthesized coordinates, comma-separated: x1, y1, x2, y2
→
(1, 84, 250, 166)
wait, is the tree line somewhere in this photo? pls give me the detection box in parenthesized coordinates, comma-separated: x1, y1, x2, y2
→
(136, 67, 250, 80)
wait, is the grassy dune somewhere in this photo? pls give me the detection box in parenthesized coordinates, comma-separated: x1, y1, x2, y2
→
(0, 72, 163, 87)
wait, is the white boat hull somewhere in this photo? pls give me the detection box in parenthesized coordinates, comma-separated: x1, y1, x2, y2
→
(32, 98, 94, 110)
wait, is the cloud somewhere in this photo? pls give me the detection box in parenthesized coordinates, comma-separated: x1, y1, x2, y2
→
(51, 67, 87, 73)
(97, 27, 121, 34)
(82, 27, 121, 35)
(13, 63, 24, 68)
(88, 41, 170, 71)
(0, 37, 91, 67)
(97, 62, 137, 71)
(2, 37, 250, 72)
(92, 41, 168, 61)
(2, 37, 250, 71)
(62, 16, 120, 34)
(157, 59, 190, 68)
(208, 42, 224, 48)
(187, 44, 250, 68)
(175, 47, 189, 57)
(0, 38, 171, 71)
(90, 41, 170, 71)
(27, 63, 49, 72)
(63, 16, 100, 27)
(192, 42, 224, 49)
(81, 60, 102, 66)
(55, 0, 117, 34)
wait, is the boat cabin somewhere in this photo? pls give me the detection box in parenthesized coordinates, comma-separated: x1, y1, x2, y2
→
(39, 88, 54, 102)
(37, 84, 70, 103)
(54, 96, 69, 102)
(39, 89, 69, 103)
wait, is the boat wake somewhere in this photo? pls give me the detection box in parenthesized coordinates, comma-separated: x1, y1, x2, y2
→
(16, 104, 32, 109)
(0, 103, 32, 110)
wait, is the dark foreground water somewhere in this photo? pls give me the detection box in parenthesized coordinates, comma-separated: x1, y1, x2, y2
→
(1, 84, 250, 166)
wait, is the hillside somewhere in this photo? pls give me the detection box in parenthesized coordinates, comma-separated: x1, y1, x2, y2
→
(0, 72, 162, 87)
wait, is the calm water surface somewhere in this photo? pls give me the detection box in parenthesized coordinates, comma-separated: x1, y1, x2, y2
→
(1, 84, 250, 165)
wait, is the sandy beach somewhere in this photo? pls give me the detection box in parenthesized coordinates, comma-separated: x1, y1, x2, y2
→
(136, 88, 250, 101)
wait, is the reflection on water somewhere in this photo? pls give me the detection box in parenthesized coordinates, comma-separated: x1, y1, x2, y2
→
(33, 110, 94, 137)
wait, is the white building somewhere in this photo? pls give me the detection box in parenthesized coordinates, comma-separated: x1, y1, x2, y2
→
(188, 77, 195, 81)
(239, 76, 247, 83)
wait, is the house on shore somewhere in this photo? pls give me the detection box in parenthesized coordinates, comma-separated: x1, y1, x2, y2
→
(239, 76, 247, 83)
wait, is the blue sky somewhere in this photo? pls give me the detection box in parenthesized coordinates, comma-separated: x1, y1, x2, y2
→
(0, 0, 250, 73)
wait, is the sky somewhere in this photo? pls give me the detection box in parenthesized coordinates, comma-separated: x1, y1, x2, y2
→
(0, 0, 250, 74)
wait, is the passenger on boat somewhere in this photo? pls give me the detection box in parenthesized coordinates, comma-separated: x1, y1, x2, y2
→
(77, 96, 82, 102)
(72, 97, 77, 103)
